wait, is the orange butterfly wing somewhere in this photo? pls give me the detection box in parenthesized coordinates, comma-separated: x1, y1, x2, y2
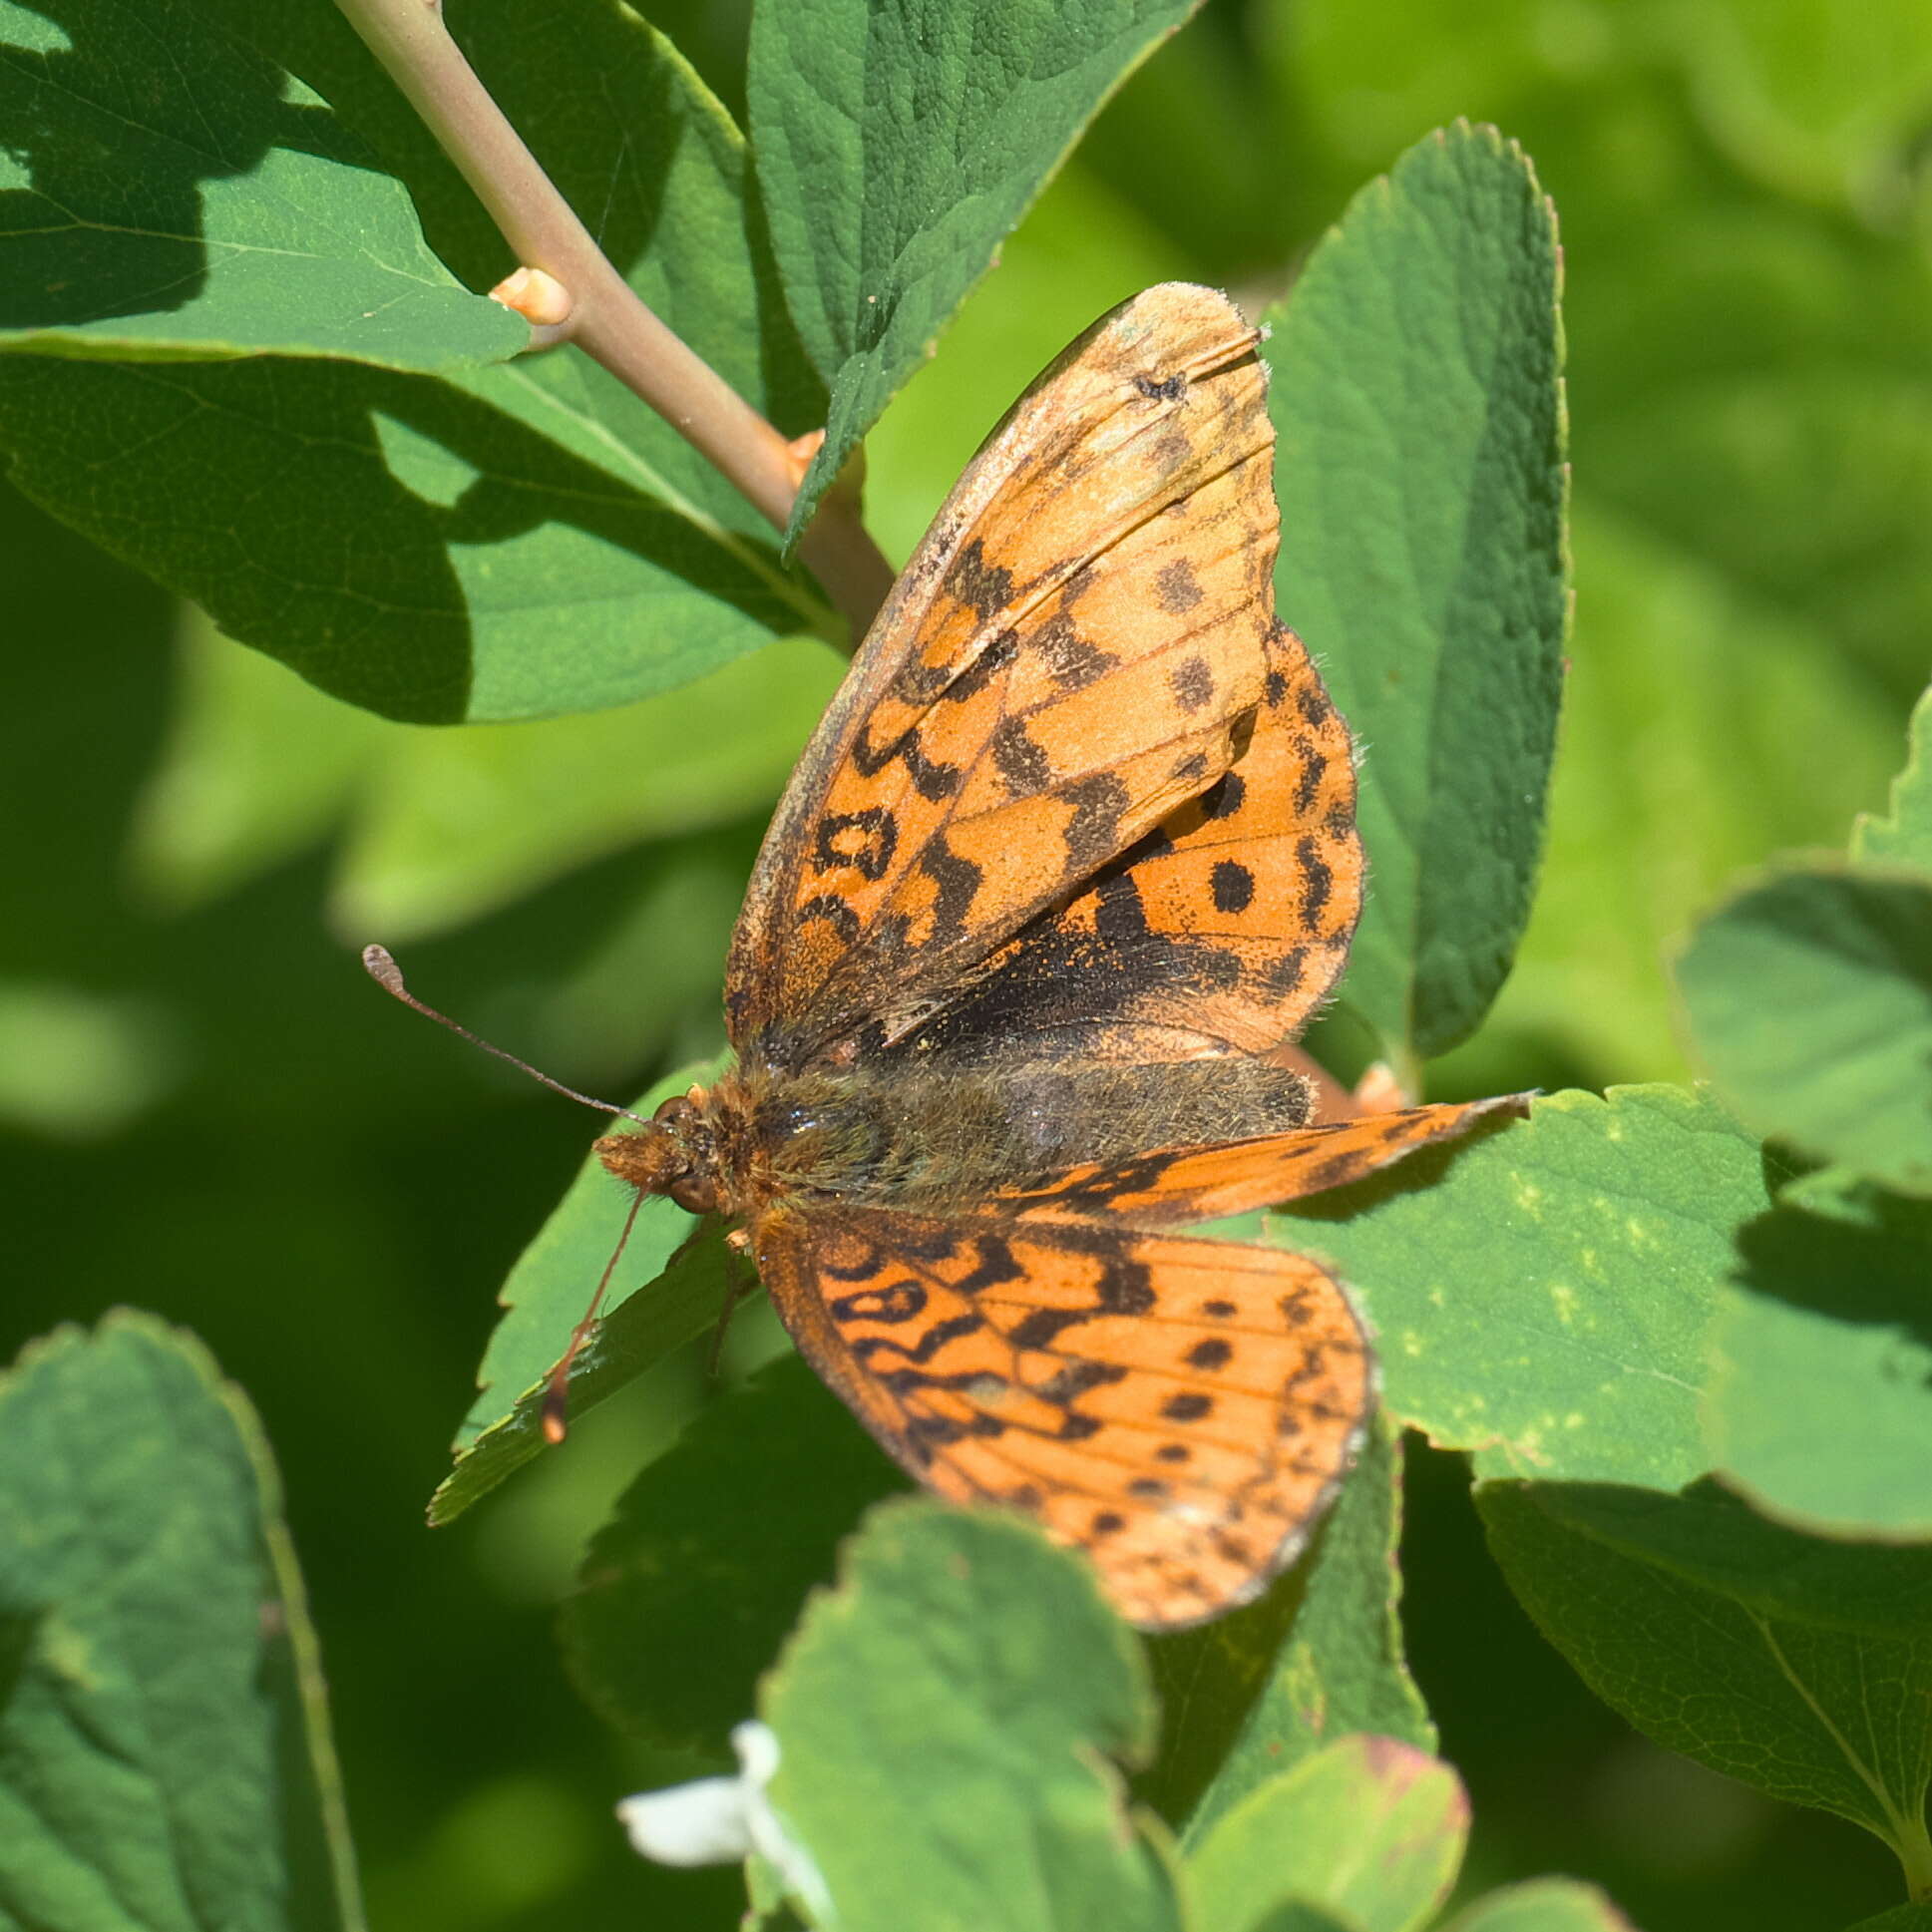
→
(1005, 1095, 1528, 1226)
(899, 613, 1364, 1066)
(753, 1201, 1373, 1630)
(726, 284, 1283, 1057)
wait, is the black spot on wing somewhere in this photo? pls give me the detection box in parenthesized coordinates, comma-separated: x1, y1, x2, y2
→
(1198, 771, 1246, 821)
(1034, 611, 1116, 691)
(1036, 1358, 1129, 1402)
(854, 1310, 982, 1365)
(1294, 742, 1326, 815)
(904, 735, 963, 802)
(1092, 868, 1149, 944)
(954, 1235, 1025, 1296)
(1061, 772, 1131, 871)
(815, 807, 899, 881)
(891, 659, 953, 705)
(830, 1280, 926, 1323)
(1134, 372, 1187, 402)
(1298, 836, 1334, 926)
(945, 626, 1019, 704)
(1004, 1251, 1154, 1350)
(850, 722, 962, 800)
(1265, 948, 1308, 997)
(919, 836, 982, 949)
(991, 717, 1052, 796)
(1170, 654, 1214, 713)
(945, 538, 1015, 619)
(798, 894, 860, 942)
(1156, 559, 1204, 612)
(1211, 860, 1255, 914)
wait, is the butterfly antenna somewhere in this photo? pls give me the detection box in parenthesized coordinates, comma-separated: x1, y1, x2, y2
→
(542, 1184, 648, 1444)
(361, 945, 650, 1126)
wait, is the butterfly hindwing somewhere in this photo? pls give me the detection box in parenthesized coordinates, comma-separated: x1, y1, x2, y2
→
(753, 1199, 1373, 1630)
(727, 285, 1282, 1058)
(897, 616, 1365, 1065)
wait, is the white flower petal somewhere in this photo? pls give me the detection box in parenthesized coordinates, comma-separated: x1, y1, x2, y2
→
(615, 1776, 754, 1868)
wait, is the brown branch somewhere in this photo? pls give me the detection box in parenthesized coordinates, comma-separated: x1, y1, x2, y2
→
(335, 0, 896, 645)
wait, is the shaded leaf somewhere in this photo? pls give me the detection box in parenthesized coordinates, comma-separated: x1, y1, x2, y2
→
(0, 4, 834, 722)
(562, 1354, 905, 1756)
(1844, 1908, 1932, 1932)
(0, 1315, 362, 1931)
(426, 1060, 725, 1524)
(1268, 122, 1566, 1073)
(761, 1500, 1182, 1931)
(1184, 1736, 1466, 1932)
(0, 0, 519, 368)
(750, 0, 1202, 546)
(1709, 1176, 1932, 1538)
(1677, 862, 1932, 1198)
(1479, 1479, 1932, 1875)
(1144, 1414, 1432, 1840)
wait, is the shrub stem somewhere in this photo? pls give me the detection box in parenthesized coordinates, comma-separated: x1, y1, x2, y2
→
(334, 0, 895, 645)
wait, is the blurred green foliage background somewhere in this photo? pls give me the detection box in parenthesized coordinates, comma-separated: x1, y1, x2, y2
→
(6, 0, 1927, 1923)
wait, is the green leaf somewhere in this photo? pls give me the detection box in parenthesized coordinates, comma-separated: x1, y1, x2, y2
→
(132, 615, 837, 933)
(750, 0, 1202, 547)
(328, 635, 840, 939)
(1439, 1879, 1636, 1932)
(1478, 1478, 1932, 1886)
(0, 4, 835, 722)
(0, 348, 820, 724)
(761, 1500, 1182, 1931)
(427, 1060, 726, 1525)
(1708, 1176, 1932, 1538)
(1677, 862, 1932, 1197)
(1184, 1737, 1467, 1932)
(1845, 1908, 1932, 1932)
(1145, 1414, 1433, 1840)
(0, 0, 521, 369)
(1856, 687, 1932, 868)
(1264, 1086, 1767, 1491)
(562, 1354, 906, 1756)
(1267, 122, 1567, 1074)
(1440, 502, 1907, 1091)
(0, 1314, 363, 1931)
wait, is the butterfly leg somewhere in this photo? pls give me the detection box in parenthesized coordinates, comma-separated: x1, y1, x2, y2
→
(706, 1230, 758, 1377)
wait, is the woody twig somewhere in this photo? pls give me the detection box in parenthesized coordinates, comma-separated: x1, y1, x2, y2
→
(335, 0, 897, 645)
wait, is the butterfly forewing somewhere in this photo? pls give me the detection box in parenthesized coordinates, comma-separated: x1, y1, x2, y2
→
(727, 284, 1282, 1058)
(753, 1200, 1373, 1630)
(1002, 1095, 1527, 1227)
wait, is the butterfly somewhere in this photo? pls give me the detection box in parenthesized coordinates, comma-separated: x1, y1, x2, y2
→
(597, 284, 1516, 1630)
